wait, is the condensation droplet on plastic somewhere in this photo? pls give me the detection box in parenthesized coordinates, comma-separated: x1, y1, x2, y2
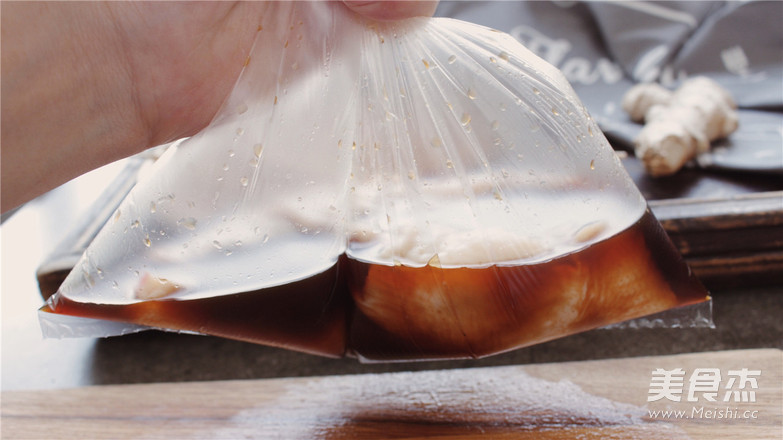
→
(422, 59, 430, 69)
(448, 55, 456, 64)
(262, 234, 270, 244)
(461, 113, 471, 126)
(427, 254, 442, 268)
(499, 102, 507, 112)
(249, 158, 259, 167)
(446, 159, 454, 169)
(491, 120, 500, 130)
(240, 177, 249, 187)
(493, 189, 503, 201)
(235, 127, 244, 137)
(499, 51, 510, 61)
(532, 87, 541, 95)
(551, 107, 560, 116)
(178, 217, 197, 230)
(501, 169, 510, 178)
(431, 137, 442, 148)
(212, 240, 223, 250)
(149, 202, 157, 214)
(236, 103, 248, 115)
(253, 143, 263, 158)
(467, 88, 476, 100)
(223, 164, 230, 171)
(113, 209, 122, 223)
(489, 56, 497, 63)
(82, 269, 95, 288)
(144, 235, 151, 247)
(590, 159, 596, 170)
(408, 170, 415, 180)
(588, 125, 594, 137)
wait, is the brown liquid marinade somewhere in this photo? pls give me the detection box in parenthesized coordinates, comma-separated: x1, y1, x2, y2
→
(47, 210, 708, 361)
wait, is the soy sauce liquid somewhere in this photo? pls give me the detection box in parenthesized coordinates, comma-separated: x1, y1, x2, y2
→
(46, 210, 707, 361)
(346, 210, 708, 361)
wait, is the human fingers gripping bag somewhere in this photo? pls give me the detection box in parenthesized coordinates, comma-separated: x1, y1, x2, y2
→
(40, 2, 709, 361)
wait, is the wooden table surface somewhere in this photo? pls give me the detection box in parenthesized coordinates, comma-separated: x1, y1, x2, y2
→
(2, 349, 780, 439)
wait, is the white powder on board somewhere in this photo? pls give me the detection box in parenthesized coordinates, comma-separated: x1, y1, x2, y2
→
(207, 366, 688, 439)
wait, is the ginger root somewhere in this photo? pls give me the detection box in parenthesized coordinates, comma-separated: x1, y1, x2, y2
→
(622, 77, 738, 176)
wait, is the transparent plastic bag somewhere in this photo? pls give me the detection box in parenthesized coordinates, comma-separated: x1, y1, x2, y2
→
(41, 2, 709, 361)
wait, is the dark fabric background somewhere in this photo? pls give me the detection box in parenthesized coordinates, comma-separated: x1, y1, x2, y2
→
(436, 1, 783, 173)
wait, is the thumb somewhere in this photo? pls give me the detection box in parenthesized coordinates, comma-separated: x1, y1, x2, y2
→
(342, 1, 439, 21)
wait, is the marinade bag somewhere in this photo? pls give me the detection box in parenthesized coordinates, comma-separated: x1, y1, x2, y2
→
(40, 2, 709, 361)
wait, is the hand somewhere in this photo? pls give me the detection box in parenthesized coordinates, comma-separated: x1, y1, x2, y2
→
(0, 1, 437, 213)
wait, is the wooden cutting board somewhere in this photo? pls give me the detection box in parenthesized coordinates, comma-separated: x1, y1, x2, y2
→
(2, 349, 781, 439)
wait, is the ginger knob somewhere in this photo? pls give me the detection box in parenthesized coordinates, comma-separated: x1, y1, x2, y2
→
(623, 77, 738, 176)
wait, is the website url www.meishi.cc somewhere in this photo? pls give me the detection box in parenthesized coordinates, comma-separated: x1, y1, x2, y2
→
(649, 406, 760, 420)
